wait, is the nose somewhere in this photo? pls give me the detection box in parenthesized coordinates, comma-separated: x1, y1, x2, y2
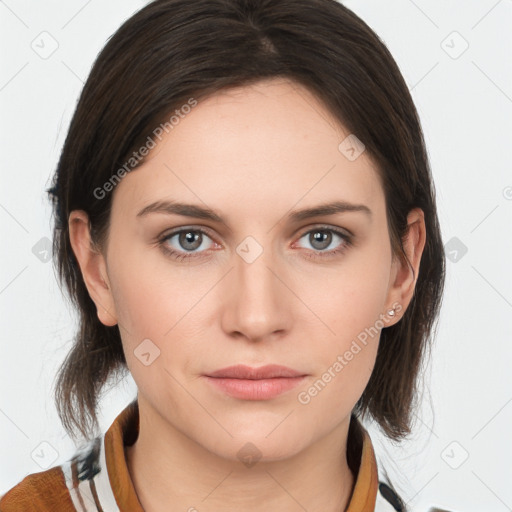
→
(220, 239, 293, 343)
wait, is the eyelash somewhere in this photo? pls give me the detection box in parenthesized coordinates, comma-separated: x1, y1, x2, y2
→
(157, 225, 353, 262)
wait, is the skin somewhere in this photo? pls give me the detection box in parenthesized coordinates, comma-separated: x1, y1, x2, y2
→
(69, 78, 425, 512)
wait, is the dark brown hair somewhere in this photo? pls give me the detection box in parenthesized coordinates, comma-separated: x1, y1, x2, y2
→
(47, 0, 445, 449)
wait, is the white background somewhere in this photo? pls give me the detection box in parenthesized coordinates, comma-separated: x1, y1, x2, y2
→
(1, 1, 511, 511)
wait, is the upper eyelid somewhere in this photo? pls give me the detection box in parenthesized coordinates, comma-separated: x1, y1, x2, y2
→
(160, 225, 218, 243)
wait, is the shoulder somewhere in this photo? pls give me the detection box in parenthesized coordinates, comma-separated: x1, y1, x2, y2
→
(0, 465, 76, 512)
(0, 436, 104, 512)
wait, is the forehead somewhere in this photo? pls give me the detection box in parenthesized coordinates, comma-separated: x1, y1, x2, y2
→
(111, 78, 384, 222)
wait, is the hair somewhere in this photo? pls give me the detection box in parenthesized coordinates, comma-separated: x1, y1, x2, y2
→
(47, 0, 445, 452)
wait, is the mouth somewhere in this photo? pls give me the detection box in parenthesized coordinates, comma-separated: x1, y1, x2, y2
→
(203, 364, 308, 400)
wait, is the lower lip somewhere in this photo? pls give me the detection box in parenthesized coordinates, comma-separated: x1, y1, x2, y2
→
(203, 376, 307, 400)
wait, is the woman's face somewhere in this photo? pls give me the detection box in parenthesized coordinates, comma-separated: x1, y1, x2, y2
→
(88, 78, 408, 461)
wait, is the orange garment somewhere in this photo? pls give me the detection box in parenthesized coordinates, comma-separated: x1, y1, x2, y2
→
(0, 400, 389, 511)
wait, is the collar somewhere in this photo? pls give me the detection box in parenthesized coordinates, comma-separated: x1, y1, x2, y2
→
(104, 400, 379, 511)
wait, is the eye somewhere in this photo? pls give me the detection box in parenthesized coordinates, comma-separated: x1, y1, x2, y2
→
(294, 226, 353, 259)
(158, 228, 217, 261)
(158, 225, 353, 262)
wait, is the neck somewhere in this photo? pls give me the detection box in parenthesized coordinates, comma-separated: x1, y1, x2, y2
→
(125, 398, 357, 512)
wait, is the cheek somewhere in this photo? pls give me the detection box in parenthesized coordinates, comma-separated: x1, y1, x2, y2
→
(107, 240, 179, 331)
(107, 247, 206, 379)
(308, 261, 390, 348)
(297, 246, 389, 400)
(297, 296, 381, 417)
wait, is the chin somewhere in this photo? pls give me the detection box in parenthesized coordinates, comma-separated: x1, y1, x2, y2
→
(205, 432, 308, 465)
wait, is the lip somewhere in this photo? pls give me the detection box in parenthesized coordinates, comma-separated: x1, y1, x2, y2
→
(203, 364, 308, 400)
(206, 364, 306, 379)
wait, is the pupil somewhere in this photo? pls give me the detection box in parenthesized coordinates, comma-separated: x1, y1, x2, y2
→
(181, 231, 200, 250)
(312, 230, 330, 249)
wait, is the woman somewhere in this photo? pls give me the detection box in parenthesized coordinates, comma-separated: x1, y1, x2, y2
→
(0, 0, 447, 510)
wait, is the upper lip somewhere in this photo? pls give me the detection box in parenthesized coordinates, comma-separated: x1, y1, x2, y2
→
(206, 364, 307, 379)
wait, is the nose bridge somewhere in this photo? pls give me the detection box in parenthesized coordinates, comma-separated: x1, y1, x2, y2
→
(225, 233, 288, 339)
(235, 233, 279, 305)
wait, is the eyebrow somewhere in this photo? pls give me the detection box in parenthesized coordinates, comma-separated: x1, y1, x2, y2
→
(136, 200, 372, 225)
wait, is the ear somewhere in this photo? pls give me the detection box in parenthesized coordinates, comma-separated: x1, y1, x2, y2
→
(385, 207, 426, 325)
(68, 210, 118, 326)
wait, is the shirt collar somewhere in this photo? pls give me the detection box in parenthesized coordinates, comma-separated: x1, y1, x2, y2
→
(104, 400, 378, 511)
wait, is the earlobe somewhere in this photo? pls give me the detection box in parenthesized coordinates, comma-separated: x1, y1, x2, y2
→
(68, 210, 118, 327)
